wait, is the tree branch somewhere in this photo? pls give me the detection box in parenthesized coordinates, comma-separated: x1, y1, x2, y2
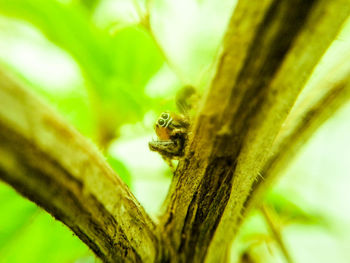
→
(1, 0, 350, 262)
(261, 205, 294, 263)
(246, 55, 350, 213)
(0, 70, 160, 263)
(159, 0, 350, 262)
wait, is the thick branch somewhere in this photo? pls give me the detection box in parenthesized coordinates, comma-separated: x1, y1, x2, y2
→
(160, 0, 350, 262)
(246, 56, 350, 212)
(0, 70, 160, 263)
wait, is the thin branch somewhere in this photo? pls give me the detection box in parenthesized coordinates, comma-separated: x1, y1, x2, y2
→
(159, 0, 350, 262)
(206, 1, 350, 261)
(261, 205, 294, 263)
(131, 0, 189, 84)
(0, 70, 161, 263)
(245, 57, 350, 213)
(132, 0, 144, 21)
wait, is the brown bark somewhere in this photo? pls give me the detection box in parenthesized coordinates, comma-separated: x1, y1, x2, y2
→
(0, 70, 160, 263)
(0, 0, 349, 262)
(245, 56, 350, 213)
(160, 0, 350, 262)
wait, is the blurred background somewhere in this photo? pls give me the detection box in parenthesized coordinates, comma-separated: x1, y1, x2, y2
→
(0, 0, 349, 262)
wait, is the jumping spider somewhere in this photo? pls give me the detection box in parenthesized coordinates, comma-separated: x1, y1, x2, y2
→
(149, 111, 190, 163)
(149, 86, 198, 167)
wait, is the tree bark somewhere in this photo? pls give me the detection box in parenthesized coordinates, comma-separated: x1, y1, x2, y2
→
(0, 0, 349, 262)
(0, 70, 160, 263)
(246, 56, 350, 214)
(160, 0, 350, 262)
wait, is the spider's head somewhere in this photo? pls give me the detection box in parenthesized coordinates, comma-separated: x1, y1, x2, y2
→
(156, 112, 172, 128)
(155, 112, 173, 140)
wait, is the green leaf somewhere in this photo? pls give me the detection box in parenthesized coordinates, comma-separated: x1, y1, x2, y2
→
(0, 183, 90, 263)
(107, 154, 132, 187)
(265, 191, 327, 226)
(0, 0, 164, 131)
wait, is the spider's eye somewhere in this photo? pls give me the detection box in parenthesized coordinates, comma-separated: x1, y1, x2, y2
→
(158, 119, 165, 126)
(161, 113, 170, 120)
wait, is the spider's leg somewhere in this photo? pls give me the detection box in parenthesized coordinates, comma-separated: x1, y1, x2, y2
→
(148, 139, 182, 158)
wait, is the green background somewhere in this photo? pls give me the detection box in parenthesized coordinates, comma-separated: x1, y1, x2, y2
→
(0, 1, 350, 262)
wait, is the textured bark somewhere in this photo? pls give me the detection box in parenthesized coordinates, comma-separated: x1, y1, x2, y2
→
(160, 0, 350, 262)
(0, 70, 160, 263)
(0, 0, 349, 262)
(245, 57, 350, 213)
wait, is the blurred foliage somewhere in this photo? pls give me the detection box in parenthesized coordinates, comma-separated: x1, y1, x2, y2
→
(106, 154, 132, 187)
(264, 191, 327, 227)
(0, 0, 349, 263)
(0, 0, 165, 146)
(0, 182, 89, 263)
(80, 0, 99, 11)
(0, 0, 168, 261)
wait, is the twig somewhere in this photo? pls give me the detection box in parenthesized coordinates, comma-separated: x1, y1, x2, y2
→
(261, 205, 294, 263)
(245, 59, 350, 214)
(131, 0, 189, 84)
